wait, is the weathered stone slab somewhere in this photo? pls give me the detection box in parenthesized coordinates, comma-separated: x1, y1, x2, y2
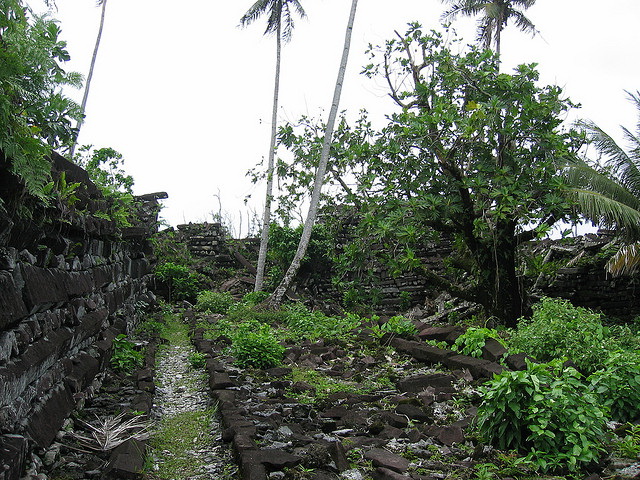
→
(373, 467, 413, 480)
(443, 355, 502, 379)
(364, 448, 410, 473)
(0, 272, 27, 330)
(20, 265, 68, 308)
(210, 372, 235, 390)
(25, 383, 75, 448)
(395, 403, 430, 423)
(104, 438, 146, 479)
(390, 338, 454, 365)
(417, 326, 464, 343)
(0, 434, 28, 480)
(396, 373, 455, 393)
(481, 338, 508, 362)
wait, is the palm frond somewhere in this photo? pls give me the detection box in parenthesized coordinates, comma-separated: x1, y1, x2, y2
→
(566, 161, 640, 211)
(606, 242, 640, 276)
(239, 0, 272, 28)
(509, 11, 537, 36)
(240, 0, 305, 42)
(71, 413, 152, 452)
(577, 118, 640, 189)
(569, 188, 640, 239)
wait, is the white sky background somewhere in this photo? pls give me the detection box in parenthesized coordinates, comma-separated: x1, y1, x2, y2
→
(29, 0, 640, 235)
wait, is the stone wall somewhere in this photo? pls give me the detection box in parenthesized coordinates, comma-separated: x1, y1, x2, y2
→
(532, 234, 640, 319)
(0, 152, 163, 480)
(172, 219, 640, 319)
(175, 222, 234, 265)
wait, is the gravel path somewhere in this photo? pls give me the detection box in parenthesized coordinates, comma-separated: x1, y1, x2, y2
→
(150, 340, 237, 479)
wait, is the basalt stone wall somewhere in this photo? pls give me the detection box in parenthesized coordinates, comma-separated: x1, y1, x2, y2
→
(175, 222, 234, 265)
(533, 234, 640, 319)
(0, 151, 163, 480)
(173, 217, 640, 319)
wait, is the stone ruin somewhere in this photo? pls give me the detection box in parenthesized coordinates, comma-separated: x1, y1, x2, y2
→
(0, 151, 164, 479)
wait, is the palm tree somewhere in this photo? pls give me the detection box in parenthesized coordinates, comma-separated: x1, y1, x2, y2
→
(69, 0, 108, 158)
(267, 0, 358, 307)
(440, 0, 537, 58)
(240, 0, 306, 292)
(568, 91, 640, 275)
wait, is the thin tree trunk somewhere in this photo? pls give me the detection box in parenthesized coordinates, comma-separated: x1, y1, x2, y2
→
(267, 0, 358, 307)
(254, 23, 282, 292)
(69, 0, 107, 158)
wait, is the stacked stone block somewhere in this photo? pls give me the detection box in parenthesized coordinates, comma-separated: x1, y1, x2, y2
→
(0, 151, 161, 480)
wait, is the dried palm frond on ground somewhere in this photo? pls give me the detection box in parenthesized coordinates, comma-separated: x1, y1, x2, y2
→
(71, 413, 152, 451)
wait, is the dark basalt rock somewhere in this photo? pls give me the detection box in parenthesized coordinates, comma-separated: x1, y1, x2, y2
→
(364, 448, 411, 473)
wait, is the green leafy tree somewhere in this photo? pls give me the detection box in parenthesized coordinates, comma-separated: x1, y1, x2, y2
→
(567, 91, 640, 276)
(274, 26, 579, 325)
(240, 0, 307, 293)
(74, 146, 137, 226)
(440, 0, 537, 58)
(0, 0, 82, 198)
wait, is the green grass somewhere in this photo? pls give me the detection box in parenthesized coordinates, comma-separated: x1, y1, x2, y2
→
(148, 408, 216, 478)
(158, 311, 190, 347)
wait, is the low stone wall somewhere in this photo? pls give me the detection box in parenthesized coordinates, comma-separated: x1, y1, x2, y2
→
(532, 234, 640, 319)
(173, 218, 640, 319)
(0, 152, 162, 479)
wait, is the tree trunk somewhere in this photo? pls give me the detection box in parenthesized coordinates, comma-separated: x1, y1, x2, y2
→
(481, 220, 524, 328)
(254, 22, 282, 292)
(69, 0, 107, 158)
(267, 0, 358, 307)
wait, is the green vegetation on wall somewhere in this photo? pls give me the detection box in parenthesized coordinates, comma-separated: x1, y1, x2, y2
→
(0, 0, 82, 200)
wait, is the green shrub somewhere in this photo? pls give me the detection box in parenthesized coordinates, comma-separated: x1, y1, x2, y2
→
(188, 351, 206, 369)
(155, 262, 204, 302)
(588, 350, 640, 423)
(380, 315, 417, 338)
(241, 291, 270, 306)
(477, 359, 606, 472)
(231, 322, 285, 369)
(111, 334, 144, 373)
(283, 304, 360, 341)
(509, 297, 610, 373)
(612, 424, 640, 458)
(195, 291, 235, 314)
(453, 327, 504, 358)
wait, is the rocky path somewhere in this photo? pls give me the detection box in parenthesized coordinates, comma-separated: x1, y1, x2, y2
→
(148, 323, 237, 479)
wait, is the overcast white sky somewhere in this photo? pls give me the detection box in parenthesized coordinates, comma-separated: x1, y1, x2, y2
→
(31, 0, 640, 234)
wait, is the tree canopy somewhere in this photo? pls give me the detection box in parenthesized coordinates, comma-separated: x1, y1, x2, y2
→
(274, 25, 581, 325)
(0, 0, 82, 199)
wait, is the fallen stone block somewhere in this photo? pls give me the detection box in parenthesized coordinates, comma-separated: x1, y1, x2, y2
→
(364, 448, 410, 473)
(209, 372, 235, 390)
(104, 438, 146, 479)
(396, 373, 455, 393)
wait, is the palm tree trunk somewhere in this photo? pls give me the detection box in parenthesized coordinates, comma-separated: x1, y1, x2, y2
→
(69, 0, 107, 158)
(267, 0, 358, 307)
(254, 22, 282, 292)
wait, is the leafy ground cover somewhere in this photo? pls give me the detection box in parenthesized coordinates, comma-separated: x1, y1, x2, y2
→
(191, 293, 640, 479)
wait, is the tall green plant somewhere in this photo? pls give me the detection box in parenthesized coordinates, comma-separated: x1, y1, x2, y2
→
(0, 0, 82, 198)
(272, 26, 580, 325)
(75, 146, 137, 226)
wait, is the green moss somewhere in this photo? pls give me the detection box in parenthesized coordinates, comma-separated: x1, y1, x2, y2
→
(148, 408, 216, 478)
